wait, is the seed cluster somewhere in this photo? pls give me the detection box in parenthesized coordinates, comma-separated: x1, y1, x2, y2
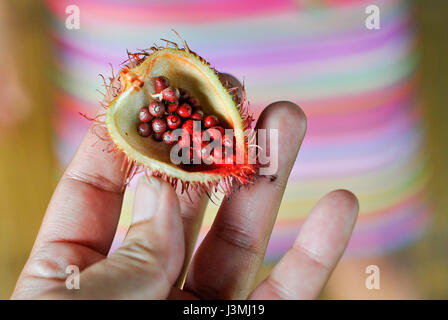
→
(137, 76, 235, 164)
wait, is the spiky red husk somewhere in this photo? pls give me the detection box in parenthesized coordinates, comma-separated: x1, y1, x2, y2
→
(82, 34, 259, 197)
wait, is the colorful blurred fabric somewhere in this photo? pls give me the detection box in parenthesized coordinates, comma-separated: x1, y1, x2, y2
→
(45, 0, 431, 260)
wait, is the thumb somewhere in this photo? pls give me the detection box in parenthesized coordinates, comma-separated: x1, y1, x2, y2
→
(63, 176, 184, 299)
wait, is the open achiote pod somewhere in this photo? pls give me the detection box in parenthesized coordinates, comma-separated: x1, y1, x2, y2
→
(93, 34, 258, 196)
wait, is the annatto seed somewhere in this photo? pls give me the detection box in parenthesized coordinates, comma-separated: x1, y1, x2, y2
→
(162, 87, 180, 102)
(154, 76, 169, 94)
(148, 100, 165, 117)
(162, 131, 175, 145)
(139, 107, 153, 122)
(153, 131, 164, 141)
(137, 122, 152, 137)
(204, 127, 224, 143)
(152, 118, 167, 133)
(211, 145, 225, 163)
(179, 147, 194, 164)
(177, 132, 191, 148)
(197, 144, 213, 162)
(191, 128, 203, 147)
(211, 126, 225, 136)
(166, 114, 181, 129)
(166, 101, 179, 113)
(191, 110, 204, 121)
(204, 115, 219, 128)
(189, 97, 201, 108)
(179, 88, 190, 101)
(177, 103, 193, 118)
(182, 119, 194, 135)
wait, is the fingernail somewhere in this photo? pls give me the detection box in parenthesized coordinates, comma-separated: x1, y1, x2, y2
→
(132, 175, 161, 224)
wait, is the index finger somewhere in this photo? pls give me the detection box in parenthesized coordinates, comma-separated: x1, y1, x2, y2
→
(34, 108, 209, 258)
(33, 114, 129, 256)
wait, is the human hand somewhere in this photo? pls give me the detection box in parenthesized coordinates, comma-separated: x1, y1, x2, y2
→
(12, 77, 358, 299)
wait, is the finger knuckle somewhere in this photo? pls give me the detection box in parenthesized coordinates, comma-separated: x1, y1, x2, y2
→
(114, 238, 161, 267)
(213, 219, 263, 256)
(264, 277, 294, 300)
(291, 244, 330, 272)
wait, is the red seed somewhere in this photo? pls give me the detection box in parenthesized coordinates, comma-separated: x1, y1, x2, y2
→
(196, 143, 214, 163)
(211, 126, 225, 136)
(153, 131, 164, 141)
(177, 132, 191, 148)
(189, 97, 201, 108)
(204, 127, 224, 142)
(188, 147, 195, 163)
(177, 103, 193, 118)
(162, 87, 180, 102)
(195, 146, 205, 160)
(152, 118, 167, 133)
(182, 119, 194, 135)
(179, 147, 194, 165)
(154, 76, 169, 93)
(166, 101, 179, 113)
(193, 141, 205, 158)
(162, 131, 176, 145)
(138, 107, 153, 122)
(211, 145, 226, 164)
(204, 115, 219, 128)
(166, 114, 181, 129)
(148, 101, 165, 117)
(191, 129, 204, 148)
(137, 122, 152, 137)
(191, 110, 204, 121)
(179, 88, 190, 101)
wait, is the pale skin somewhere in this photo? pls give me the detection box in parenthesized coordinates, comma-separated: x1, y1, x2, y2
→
(12, 75, 359, 299)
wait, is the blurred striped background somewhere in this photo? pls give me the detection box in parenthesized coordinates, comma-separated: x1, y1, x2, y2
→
(45, 0, 430, 259)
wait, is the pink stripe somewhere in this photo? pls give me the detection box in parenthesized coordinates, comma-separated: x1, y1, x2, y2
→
(45, 0, 295, 24)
